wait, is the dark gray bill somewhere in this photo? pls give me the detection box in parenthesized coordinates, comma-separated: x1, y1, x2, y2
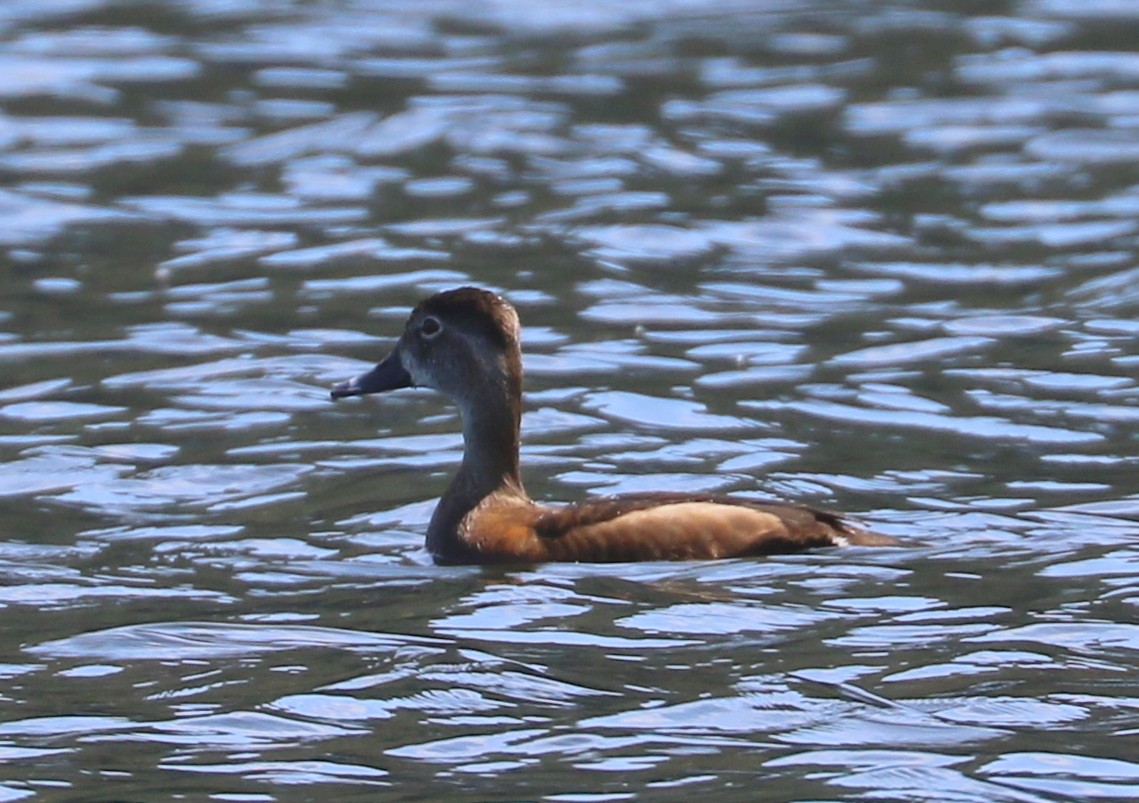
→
(330, 349, 412, 399)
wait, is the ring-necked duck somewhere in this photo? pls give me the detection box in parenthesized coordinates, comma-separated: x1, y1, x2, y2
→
(332, 286, 895, 564)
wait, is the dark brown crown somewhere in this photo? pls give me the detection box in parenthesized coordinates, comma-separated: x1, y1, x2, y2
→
(414, 287, 519, 351)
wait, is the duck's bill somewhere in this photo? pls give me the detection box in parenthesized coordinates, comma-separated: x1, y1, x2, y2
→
(330, 349, 412, 399)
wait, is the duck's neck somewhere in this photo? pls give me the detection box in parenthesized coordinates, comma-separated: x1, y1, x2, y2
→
(426, 380, 525, 559)
(457, 399, 524, 497)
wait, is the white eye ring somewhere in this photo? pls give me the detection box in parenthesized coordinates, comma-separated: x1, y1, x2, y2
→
(420, 316, 443, 339)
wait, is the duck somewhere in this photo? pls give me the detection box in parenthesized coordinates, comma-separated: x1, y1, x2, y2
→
(331, 286, 896, 564)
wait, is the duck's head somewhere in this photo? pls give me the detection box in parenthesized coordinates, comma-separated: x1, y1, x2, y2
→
(331, 286, 523, 407)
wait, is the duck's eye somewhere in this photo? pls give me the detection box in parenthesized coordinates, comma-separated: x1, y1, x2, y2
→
(420, 316, 443, 339)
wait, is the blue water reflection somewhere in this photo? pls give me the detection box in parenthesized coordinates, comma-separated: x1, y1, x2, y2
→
(0, 0, 1138, 800)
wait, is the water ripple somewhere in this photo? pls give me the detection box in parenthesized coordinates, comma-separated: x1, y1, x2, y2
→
(29, 621, 440, 661)
(0, 1, 1137, 799)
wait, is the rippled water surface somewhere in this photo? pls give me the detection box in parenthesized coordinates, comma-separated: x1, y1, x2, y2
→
(2, 0, 1138, 800)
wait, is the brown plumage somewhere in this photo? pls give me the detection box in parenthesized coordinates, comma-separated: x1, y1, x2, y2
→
(331, 286, 896, 564)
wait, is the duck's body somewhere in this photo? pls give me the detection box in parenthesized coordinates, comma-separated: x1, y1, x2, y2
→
(431, 488, 890, 565)
(331, 287, 894, 564)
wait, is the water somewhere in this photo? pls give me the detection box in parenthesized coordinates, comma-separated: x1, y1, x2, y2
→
(1, 0, 1138, 799)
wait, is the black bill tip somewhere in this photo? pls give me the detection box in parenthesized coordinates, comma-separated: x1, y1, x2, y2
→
(330, 377, 364, 399)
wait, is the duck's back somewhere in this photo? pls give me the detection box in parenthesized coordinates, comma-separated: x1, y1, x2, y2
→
(449, 491, 893, 564)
